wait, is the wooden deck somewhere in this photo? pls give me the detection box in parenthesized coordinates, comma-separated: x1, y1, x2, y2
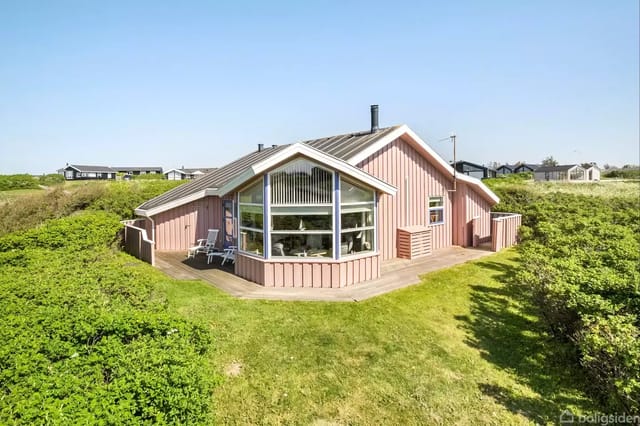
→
(155, 246, 495, 302)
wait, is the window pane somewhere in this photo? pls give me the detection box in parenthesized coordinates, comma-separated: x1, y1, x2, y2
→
(240, 210, 263, 230)
(341, 208, 373, 229)
(272, 214, 332, 231)
(271, 159, 333, 205)
(239, 179, 263, 203)
(239, 230, 263, 255)
(429, 197, 443, 208)
(429, 209, 444, 224)
(341, 178, 374, 203)
(271, 233, 333, 258)
(340, 229, 374, 255)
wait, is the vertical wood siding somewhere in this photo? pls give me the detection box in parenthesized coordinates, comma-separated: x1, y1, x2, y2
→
(464, 183, 492, 245)
(152, 195, 233, 251)
(236, 254, 380, 288)
(357, 138, 454, 259)
(123, 224, 154, 265)
(358, 138, 495, 259)
(491, 213, 522, 251)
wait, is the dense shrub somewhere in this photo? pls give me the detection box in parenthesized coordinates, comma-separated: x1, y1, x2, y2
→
(89, 180, 184, 218)
(0, 174, 39, 190)
(0, 211, 217, 423)
(488, 182, 640, 412)
(38, 173, 65, 186)
(603, 169, 640, 179)
(0, 180, 184, 236)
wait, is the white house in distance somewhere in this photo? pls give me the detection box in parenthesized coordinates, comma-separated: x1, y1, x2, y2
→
(164, 167, 217, 180)
(534, 164, 600, 182)
(585, 165, 601, 181)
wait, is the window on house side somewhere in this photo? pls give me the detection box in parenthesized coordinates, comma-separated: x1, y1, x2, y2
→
(238, 179, 264, 255)
(428, 196, 444, 225)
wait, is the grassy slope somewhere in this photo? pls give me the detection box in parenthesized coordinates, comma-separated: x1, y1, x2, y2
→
(159, 250, 597, 424)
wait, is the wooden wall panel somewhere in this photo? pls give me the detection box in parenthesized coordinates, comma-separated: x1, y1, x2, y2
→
(358, 138, 454, 259)
(152, 195, 234, 251)
(235, 254, 381, 288)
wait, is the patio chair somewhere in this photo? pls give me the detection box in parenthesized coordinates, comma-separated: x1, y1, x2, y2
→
(221, 246, 237, 265)
(187, 229, 219, 259)
(272, 242, 285, 256)
(207, 245, 237, 265)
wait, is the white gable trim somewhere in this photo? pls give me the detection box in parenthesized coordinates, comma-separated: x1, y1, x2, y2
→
(163, 168, 187, 175)
(347, 124, 499, 204)
(134, 189, 215, 217)
(135, 144, 396, 217)
(216, 143, 397, 197)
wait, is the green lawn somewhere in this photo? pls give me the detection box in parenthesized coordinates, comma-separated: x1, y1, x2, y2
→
(159, 250, 597, 424)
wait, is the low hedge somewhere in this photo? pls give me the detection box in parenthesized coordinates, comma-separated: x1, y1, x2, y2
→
(0, 212, 217, 423)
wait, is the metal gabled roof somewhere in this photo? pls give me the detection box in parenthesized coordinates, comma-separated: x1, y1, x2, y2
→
(137, 145, 291, 212)
(534, 164, 580, 172)
(303, 125, 399, 160)
(68, 165, 116, 173)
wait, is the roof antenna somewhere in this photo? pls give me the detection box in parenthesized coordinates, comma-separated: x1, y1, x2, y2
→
(448, 132, 457, 192)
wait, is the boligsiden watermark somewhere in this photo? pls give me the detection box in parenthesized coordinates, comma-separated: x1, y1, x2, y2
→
(560, 409, 640, 425)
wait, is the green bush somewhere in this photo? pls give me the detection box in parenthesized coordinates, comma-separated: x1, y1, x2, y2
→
(0, 174, 39, 190)
(38, 173, 65, 186)
(603, 169, 640, 179)
(0, 211, 217, 423)
(0, 180, 185, 236)
(489, 182, 640, 412)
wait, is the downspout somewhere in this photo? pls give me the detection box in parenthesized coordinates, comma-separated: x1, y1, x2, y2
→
(404, 176, 409, 226)
(149, 216, 155, 243)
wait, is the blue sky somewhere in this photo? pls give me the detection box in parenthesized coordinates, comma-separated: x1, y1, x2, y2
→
(1, 1, 638, 174)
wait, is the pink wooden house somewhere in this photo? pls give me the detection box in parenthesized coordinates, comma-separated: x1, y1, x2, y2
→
(135, 106, 506, 288)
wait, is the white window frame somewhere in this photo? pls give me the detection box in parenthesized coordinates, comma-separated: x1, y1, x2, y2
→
(268, 160, 334, 258)
(340, 177, 376, 256)
(428, 196, 445, 225)
(238, 178, 265, 257)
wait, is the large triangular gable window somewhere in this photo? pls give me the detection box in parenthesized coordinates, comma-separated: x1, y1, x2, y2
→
(270, 159, 334, 258)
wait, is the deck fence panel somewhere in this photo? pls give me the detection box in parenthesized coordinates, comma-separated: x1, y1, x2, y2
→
(490, 213, 521, 251)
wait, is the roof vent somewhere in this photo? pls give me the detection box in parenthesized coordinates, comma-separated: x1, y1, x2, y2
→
(258, 143, 264, 152)
(272, 144, 278, 148)
(370, 104, 379, 133)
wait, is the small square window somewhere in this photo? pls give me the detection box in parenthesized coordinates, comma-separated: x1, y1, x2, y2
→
(428, 196, 444, 224)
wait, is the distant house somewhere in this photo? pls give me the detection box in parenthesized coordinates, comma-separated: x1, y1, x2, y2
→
(164, 168, 217, 180)
(114, 167, 163, 176)
(534, 165, 586, 182)
(453, 161, 497, 179)
(62, 165, 116, 180)
(513, 163, 539, 173)
(584, 165, 601, 181)
(496, 164, 517, 175)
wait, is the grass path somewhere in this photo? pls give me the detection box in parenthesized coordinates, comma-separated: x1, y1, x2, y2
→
(159, 250, 598, 424)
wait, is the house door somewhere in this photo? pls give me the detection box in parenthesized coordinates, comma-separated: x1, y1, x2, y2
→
(222, 200, 235, 248)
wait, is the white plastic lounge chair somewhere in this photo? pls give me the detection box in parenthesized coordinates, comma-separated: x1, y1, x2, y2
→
(272, 243, 285, 256)
(221, 246, 236, 265)
(207, 245, 237, 265)
(187, 229, 219, 259)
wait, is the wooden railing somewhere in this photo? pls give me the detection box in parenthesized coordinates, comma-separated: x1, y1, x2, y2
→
(490, 212, 522, 252)
(122, 219, 155, 265)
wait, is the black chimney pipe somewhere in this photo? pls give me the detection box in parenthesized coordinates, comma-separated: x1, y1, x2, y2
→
(258, 143, 264, 152)
(370, 104, 379, 133)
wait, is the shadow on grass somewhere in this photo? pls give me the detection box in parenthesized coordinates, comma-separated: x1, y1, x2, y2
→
(455, 257, 595, 423)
